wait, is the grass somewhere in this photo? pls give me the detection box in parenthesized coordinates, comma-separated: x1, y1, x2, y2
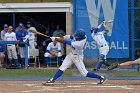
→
(106, 70, 140, 77)
(0, 68, 139, 78)
(0, 69, 72, 77)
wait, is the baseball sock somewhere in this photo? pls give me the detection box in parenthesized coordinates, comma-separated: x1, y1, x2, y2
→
(51, 69, 63, 81)
(86, 72, 103, 80)
(96, 62, 103, 70)
(45, 57, 49, 65)
(103, 60, 110, 67)
(9, 59, 13, 66)
(21, 58, 25, 67)
(57, 57, 61, 65)
(28, 59, 30, 66)
(14, 59, 19, 66)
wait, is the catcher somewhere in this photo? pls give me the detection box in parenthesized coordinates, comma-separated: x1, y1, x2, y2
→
(108, 58, 140, 72)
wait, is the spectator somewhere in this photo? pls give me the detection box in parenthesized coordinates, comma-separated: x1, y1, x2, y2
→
(0, 43, 5, 67)
(27, 21, 37, 49)
(53, 25, 65, 55)
(4, 26, 20, 67)
(53, 25, 65, 37)
(49, 23, 56, 36)
(44, 41, 62, 66)
(16, 23, 29, 68)
(1, 24, 8, 40)
(45, 25, 51, 35)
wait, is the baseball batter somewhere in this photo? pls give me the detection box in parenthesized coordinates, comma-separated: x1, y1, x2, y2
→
(16, 23, 29, 68)
(44, 41, 62, 66)
(4, 26, 20, 67)
(91, 21, 110, 71)
(42, 29, 107, 85)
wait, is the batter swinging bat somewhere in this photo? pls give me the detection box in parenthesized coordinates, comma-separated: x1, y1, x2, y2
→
(29, 27, 49, 38)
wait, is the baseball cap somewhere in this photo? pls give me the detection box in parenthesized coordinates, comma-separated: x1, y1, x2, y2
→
(27, 21, 31, 24)
(4, 24, 8, 28)
(19, 23, 24, 27)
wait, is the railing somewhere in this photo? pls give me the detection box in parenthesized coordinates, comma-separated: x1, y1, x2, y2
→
(0, 41, 29, 67)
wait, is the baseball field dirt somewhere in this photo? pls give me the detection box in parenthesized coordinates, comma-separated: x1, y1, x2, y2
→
(0, 80, 140, 93)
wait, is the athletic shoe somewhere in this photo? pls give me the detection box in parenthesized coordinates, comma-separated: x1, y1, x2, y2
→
(108, 63, 119, 70)
(93, 68, 99, 72)
(98, 76, 107, 84)
(42, 79, 55, 85)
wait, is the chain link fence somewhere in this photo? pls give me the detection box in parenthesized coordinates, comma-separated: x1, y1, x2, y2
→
(83, 0, 140, 69)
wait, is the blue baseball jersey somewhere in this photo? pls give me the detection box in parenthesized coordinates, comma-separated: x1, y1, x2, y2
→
(15, 29, 29, 47)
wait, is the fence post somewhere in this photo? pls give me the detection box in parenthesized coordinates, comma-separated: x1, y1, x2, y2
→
(25, 41, 28, 67)
(12, 13, 16, 29)
(131, 0, 135, 69)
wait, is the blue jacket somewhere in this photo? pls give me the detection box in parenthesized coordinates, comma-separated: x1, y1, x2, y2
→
(15, 29, 29, 47)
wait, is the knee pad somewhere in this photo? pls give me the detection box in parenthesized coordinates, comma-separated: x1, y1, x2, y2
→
(99, 54, 105, 62)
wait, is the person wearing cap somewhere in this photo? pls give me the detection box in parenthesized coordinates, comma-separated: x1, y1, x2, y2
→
(15, 23, 29, 68)
(53, 25, 65, 56)
(4, 26, 20, 67)
(1, 24, 8, 40)
(27, 21, 37, 49)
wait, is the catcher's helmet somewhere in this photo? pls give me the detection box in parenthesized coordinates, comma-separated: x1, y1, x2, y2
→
(74, 29, 86, 40)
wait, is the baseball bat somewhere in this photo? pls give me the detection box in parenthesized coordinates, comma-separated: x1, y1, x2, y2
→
(105, 19, 114, 23)
(32, 30, 50, 38)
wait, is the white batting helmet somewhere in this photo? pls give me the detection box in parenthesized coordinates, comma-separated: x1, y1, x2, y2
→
(29, 27, 36, 32)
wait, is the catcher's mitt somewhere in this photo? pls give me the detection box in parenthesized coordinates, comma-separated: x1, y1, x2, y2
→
(108, 63, 119, 70)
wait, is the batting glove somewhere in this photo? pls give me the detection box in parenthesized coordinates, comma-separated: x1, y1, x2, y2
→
(50, 37, 56, 42)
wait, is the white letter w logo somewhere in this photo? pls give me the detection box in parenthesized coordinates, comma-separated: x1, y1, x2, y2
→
(85, 0, 117, 36)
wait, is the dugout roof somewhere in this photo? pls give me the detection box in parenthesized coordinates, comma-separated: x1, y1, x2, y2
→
(0, 2, 73, 13)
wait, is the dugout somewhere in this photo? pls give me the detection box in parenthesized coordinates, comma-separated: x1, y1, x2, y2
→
(0, 2, 73, 65)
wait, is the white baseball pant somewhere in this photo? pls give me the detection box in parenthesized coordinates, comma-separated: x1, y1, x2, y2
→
(7, 45, 17, 59)
(59, 53, 88, 77)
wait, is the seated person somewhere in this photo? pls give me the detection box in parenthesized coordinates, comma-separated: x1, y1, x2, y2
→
(0, 43, 6, 67)
(44, 41, 62, 66)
